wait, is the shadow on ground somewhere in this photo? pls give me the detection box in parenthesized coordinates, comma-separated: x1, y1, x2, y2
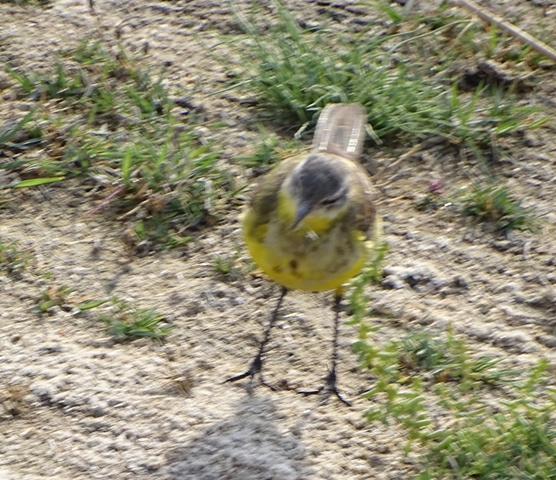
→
(165, 395, 313, 480)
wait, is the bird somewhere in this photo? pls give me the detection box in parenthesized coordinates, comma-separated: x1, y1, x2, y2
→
(225, 103, 382, 405)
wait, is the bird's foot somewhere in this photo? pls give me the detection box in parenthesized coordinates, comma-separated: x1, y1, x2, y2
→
(297, 369, 351, 406)
(224, 353, 277, 392)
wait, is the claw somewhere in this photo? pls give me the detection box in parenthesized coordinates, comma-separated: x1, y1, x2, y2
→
(297, 369, 352, 406)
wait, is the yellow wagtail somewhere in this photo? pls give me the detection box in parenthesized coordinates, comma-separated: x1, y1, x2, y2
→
(226, 103, 381, 405)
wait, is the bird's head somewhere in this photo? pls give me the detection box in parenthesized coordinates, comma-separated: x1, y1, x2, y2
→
(282, 154, 350, 232)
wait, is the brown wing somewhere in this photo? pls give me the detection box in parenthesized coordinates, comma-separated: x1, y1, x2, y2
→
(349, 164, 378, 239)
(246, 155, 306, 229)
(312, 103, 367, 161)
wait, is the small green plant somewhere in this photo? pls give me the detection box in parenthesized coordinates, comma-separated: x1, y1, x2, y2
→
(448, 82, 551, 157)
(213, 254, 239, 276)
(460, 184, 537, 233)
(347, 240, 388, 325)
(353, 328, 514, 448)
(103, 129, 232, 249)
(68, 39, 112, 66)
(397, 330, 510, 387)
(0, 109, 38, 149)
(4, 177, 66, 189)
(0, 241, 34, 275)
(33, 286, 75, 312)
(31, 285, 107, 313)
(100, 298, 174, 340)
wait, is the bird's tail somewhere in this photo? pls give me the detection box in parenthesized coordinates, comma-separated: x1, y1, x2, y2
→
(311, 103, 367, 161)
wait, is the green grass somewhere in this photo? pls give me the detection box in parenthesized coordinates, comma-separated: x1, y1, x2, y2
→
(238, 126, 305, 170)
(212, 245, 254, 280)
(29, 286, 173, 339)
(414, 182, 538, 235)
(347, 240, 555, 477)
(353, 328, 510, 439)
(0, 241, 35, 275)
(0, 109, 39, 150)
(213, 253, 240, 277)
(230, 2, 451, 136)
(2, 39, 238, 249)
(459, 184, 538, 234)
(32, 286, 75, 312)
(353, 325, 556, 477)
(100, 298, 174, 340)
(347, 241, 388, 323)
(31, 286, 108, 313)
(420, 360, 556, 479)
(6, 63, 86, 101)
(226, 1, 548, 155)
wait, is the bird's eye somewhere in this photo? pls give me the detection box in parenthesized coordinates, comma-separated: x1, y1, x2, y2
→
(321, 196, 340, 206)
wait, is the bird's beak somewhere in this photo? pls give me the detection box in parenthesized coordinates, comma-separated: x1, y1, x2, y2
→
(293, 202, 311, 228)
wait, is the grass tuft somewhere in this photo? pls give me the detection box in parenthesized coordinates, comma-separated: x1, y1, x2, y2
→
(100, 298, 174, 341)
(0, 241, 35, 276)
(459, 184, 538, 233)
(32, 286, 75, 313)
(226, 2, 548, 158)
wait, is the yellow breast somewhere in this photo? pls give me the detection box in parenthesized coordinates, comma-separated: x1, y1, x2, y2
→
(243, 195, 371, 292)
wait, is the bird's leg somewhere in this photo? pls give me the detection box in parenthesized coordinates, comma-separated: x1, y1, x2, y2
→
(299, 290, 352, 406)
(324, 292, 352, 406)
(224, 286, 288, 390)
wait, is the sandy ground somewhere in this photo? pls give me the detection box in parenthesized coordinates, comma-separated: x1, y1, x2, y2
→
(1, 1, 555, 479)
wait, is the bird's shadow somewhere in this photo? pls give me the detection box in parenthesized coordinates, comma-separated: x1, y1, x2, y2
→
(164, 395, 313, 480)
